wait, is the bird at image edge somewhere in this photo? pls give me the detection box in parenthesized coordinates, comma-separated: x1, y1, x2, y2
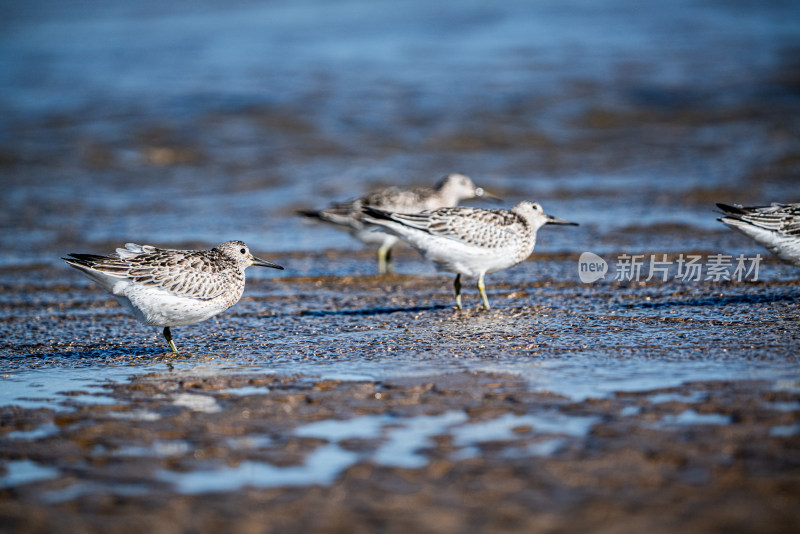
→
(717, 202, 800, 267)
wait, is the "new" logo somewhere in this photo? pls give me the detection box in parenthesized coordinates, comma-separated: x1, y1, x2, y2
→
(578, 252, 607, 283)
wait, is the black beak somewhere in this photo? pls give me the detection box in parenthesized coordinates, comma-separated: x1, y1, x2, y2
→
(252, 256, 284, 270)
(545, 214, 578, 226)
(474, 187, 503, 203)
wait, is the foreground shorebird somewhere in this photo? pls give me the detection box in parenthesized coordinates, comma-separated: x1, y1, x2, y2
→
(63, 241, 284, 352)
(298, 173, 499, 274)
(364, 201, 577, 310)
(717, 203, 800, 267)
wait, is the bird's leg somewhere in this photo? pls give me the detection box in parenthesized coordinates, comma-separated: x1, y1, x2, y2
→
(163, 327, 178, 353)
(385, 245, 393, 274)
(454, 274, 463, 310)
(378, 244, 393, 275)
(478, 273, 491, 311)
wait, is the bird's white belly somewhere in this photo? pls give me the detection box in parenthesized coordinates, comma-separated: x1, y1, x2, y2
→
(422, 240, 519, 277)
(747, 229, 800, 267)
(119, 285, 233, 327)
(354, 227, 399, 248)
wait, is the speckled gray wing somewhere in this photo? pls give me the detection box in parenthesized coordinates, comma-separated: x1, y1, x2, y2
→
(79, 249, 232, 300)
(738, 204, 800, 237)
(308, 186, 437, 229)
(390, 208, 523, 248)
(314, 198, 366, 228)
(363, 187, 432, 212)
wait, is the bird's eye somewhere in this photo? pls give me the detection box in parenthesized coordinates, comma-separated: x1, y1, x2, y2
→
(240, 248, 246, 254)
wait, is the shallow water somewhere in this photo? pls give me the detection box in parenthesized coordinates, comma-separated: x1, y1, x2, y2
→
(1, 0, 799, 519)
(2, 256, 798, 405)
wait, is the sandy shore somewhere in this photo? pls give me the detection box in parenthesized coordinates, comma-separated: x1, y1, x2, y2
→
(2, 369, 798, 534)
(1, 258, 799, 533)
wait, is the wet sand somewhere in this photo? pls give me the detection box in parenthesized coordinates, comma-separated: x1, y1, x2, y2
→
(1, 370, 799, 533)
(2, 257, 800, 533)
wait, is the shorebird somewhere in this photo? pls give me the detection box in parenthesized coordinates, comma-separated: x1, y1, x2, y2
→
(363, 201, 577, 310)
(298, 173, 499, 274)
(63, 241, 284, 352)
(717, 203, 800, 267)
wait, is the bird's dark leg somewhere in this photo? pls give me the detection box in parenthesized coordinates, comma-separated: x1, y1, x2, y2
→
(378, 244, 393, 274)
(454, 274, 463, 310)
(163, 327, 178, 353)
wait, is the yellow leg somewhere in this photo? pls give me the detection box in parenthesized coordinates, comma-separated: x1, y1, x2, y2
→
(163, 327, 178, 353)
(478, 273, 491, 310)
(378, 244, 393, 275)
(454, 274, 462, 310)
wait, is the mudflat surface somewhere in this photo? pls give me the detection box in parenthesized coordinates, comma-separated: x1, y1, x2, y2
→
(1, 259, 799, 533)
(2, 0, 800, 532)
(1, 370, 799, 533)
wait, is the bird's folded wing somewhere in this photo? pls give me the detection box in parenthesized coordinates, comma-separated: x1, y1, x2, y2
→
(364, 187, 426, 211)
(97, 251, 230, 300)
(392, 209, 520, 247)
(742, 204, 800, 236)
